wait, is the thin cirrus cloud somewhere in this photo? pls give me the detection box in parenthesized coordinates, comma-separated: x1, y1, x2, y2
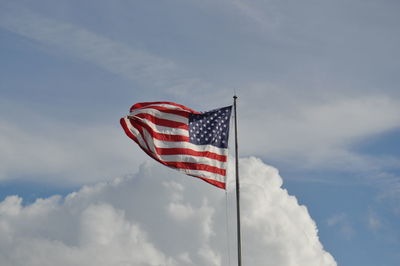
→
(0, 6, 201, 92)
(326, 213, 355, 240)
(0, 157, 337, 266)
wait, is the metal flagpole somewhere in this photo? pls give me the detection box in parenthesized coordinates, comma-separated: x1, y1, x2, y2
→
(233, 95, 242, 266)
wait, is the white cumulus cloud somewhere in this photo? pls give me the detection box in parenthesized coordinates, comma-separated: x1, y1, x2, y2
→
(0, 157, 336, 266)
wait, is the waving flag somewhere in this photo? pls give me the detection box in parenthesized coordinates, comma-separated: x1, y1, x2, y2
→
(120, 101, 232, 189)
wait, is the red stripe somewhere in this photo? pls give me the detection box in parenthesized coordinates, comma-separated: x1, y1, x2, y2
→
(130, 118, 190, 142)
(120, 118, 141, 146)
(155, 147, 227, 162)
(129, 122, 154, 153)
(134, 113, 188, 129)
(120, 118, 138, 143)
(132, 105, 192, 118)
(120, 118, 162, 162)
(145, 106, 192, 117)
(119, 118, 147, 153)
(163, 161, 226, 176)
(130, 101, 200, 114)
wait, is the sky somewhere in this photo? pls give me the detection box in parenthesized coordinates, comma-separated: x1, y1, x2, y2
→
(0, 0, 399, 265)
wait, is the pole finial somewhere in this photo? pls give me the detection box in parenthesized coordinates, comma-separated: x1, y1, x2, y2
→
(233, 88, 238, 99)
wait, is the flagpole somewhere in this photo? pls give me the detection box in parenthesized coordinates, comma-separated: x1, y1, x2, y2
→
(233, 95, 242, 266)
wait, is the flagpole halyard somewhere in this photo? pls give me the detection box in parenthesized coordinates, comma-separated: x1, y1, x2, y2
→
(233, 95, 242, 266)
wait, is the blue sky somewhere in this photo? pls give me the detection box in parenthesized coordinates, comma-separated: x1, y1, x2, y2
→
(1, 0, 400, 265)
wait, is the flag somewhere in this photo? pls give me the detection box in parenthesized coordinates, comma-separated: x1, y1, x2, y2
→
(120, 101, 232, 189)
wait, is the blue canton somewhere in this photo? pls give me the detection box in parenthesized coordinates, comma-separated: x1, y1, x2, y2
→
(188, 106, 232, 148)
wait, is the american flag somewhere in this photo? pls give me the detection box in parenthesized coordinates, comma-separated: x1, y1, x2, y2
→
(120, 101, 232, 189)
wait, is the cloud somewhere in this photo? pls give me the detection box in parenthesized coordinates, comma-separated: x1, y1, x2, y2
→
(0, 118, 144, 185)
(0, 7, 170, 80)
(0, 157, 336, 266)
(231, 0, 279, 29)
(0, 5, 208, 95)
(326, 213, 355, 239)
(0, 196, 169, 266)
(238, 84, 400, 171)
(367, 210, 381, 231)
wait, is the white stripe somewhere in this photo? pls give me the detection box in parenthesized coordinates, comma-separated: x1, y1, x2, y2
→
(141, 126, 161, 158)
(132, 116, 189, 137)
(175, 168, 225, 183)
(151, 138, 228, 156)
(158, 154, 227, 169)
(138, 103, 194, 112)
(129, 108, 188, 124)
(124, 118, 150, 152)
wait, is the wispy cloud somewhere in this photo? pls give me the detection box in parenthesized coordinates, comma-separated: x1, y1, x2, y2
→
(367, 210, 381, 231)
(0, 6, 204, 93)
(326, 213, 355, 240)
(231, 0, 281, 31)
(0, 117, 144, 185)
